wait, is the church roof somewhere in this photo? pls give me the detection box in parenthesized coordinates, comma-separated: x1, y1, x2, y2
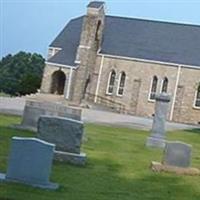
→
(48, 15, 200, 68)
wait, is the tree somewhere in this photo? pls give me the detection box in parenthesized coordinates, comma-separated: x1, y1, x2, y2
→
(0, 51, 45, 96)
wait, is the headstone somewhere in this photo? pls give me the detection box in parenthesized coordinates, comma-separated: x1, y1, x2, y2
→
(37, 116, 86, 165)
(150, 141, 199, 175)
(0, 137, 59, 190)
(15, 100, 82, 131)
(163, 141, 192, 168)
(146, 93, 171, 148)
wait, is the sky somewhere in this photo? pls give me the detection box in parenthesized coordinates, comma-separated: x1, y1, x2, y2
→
(1, 0, 200, 59)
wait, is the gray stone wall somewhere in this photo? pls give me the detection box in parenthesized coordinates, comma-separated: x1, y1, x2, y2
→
(40, 64, 71, 98)
(173, 67, 200, 124)
(92, 56, 177, 119)
(91, 55, 200, 124)
(41, 54, 200, 124)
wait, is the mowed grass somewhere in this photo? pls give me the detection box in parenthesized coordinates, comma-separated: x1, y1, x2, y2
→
(0, 114, 200, 200)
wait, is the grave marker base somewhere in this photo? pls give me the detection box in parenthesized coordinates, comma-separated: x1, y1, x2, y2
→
(146, 136, 166, 148)
(151, 161, 200, 176)
(54, 151, 86, 166)
(11, 124, 37, 132)
(0, 173, 59, 190)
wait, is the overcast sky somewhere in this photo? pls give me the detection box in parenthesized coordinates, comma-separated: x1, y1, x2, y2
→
(1, 0, 200, 59)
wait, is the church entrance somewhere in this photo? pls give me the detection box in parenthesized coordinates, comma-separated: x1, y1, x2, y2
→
(50, 70, 66, 95)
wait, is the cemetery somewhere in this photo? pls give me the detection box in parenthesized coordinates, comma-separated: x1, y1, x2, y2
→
(0, 1, 200, 199)
(0, 107, 199, 199)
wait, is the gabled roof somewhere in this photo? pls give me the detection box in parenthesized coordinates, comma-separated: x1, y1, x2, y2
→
(48, 16, 83, 66)
(48, 15, 200, 68)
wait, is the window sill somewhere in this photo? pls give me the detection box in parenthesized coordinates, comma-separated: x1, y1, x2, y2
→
(193, 106, 200, 110)
(105, 93, 113, 96)
(148, 99, 155, 103)
(116, 94, 123, 98)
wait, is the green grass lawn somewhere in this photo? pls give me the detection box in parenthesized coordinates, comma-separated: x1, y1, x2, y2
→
(0, 114, 199, 200)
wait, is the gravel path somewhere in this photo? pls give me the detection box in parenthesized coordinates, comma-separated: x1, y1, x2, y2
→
(0, 97, 199, 131)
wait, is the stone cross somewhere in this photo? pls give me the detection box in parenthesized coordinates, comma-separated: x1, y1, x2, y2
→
(146, 93, 171, 148)
(0, 137, 59, 190)
(163, 141, 192, 168)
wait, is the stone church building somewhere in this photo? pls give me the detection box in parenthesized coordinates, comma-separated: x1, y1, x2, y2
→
(40, 1, 200, 124)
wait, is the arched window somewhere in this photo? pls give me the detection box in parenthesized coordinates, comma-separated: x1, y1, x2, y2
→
(161, 77, 168, 93)
(149, 76, 158, 100)
(117, 72, 126, 96)
(194, 83, 200, 107)
(107, 70, 116, 94)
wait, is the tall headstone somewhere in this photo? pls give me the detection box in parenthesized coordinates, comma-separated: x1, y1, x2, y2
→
(0, 137, 58, 190)
(146, 93, 171, 148)
(163, 141, 192, 168)
(37, 116, 86, 165)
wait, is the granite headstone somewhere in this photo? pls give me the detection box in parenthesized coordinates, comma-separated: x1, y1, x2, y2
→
(16, 100, 82, 131)
(37, 116, 86, 165)
(0, 137, 58, 190)
(163, 141, 192, 168)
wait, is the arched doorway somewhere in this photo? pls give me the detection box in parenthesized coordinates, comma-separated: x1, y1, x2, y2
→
(50, 70, 66, 95)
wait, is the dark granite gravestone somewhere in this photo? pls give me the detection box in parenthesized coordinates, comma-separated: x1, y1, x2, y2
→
(146, 93, 171, 148)
(0, 137, 59, 190)
(15, 100, 82, 131)
(37, 116, 86, 165)
(163, 141, 192, 168)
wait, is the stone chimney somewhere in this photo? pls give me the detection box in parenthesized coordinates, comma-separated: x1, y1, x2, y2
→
(71, 1, 105, 105)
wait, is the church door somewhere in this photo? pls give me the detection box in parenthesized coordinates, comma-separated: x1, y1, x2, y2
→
(50, 70, 66, 95)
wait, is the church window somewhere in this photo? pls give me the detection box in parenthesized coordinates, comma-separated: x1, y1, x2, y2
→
(149, 76, 158, 100)
(117, 71, 126, 96)
(194, 83, 200, 107)
(107, 70, 116, 94)
(161, 77, 168, 93)
(47, 48, 54, 59)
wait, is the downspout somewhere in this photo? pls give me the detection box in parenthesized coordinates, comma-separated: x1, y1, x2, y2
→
(66, 67, 73, 99)
(170, 65, 181, 121)
(94, 55, 104, 103)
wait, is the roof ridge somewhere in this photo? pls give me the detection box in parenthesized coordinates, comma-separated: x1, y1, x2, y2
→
(106, 15, 200, 28)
